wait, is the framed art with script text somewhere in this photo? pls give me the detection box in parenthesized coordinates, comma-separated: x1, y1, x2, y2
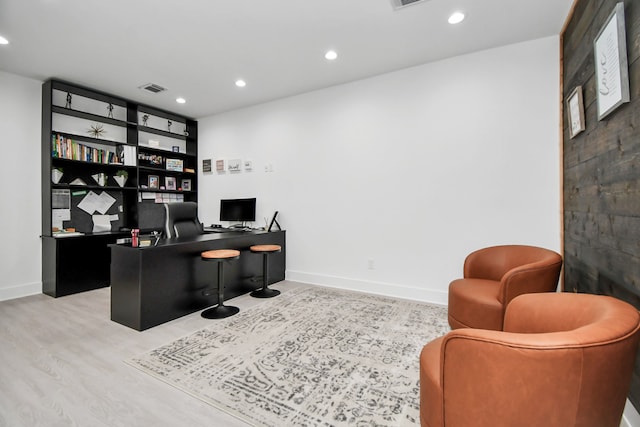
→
(593, 2, 630, 120)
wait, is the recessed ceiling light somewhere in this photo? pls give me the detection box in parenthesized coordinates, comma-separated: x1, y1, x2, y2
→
(448, 12, 465, 24)
(176, 97, 186, 104)
(325, 50, 338, 61)
(0, 35, 9, 45)
(235, 79, 246, 88)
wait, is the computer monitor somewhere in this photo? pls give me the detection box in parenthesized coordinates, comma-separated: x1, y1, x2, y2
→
(220, 198, 256, 223)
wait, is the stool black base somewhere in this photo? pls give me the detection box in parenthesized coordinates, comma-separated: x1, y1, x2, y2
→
(250, 288, 281, 298)
(201, 304, 240, 319)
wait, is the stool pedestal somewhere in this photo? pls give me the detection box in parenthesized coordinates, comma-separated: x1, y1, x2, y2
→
(249, 244, 281, 298)
(201, 249, 240, 319)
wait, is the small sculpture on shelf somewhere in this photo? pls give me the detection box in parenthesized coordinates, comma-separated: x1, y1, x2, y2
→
(92, 172, 107, 187)
(107, 103, 114, 119)
(142, 114, 149, 127)
(65, 92, 72, 109)
(51, 167, 63, 184)
(87, 123, 106, 138)
(167, 119, 172, 132)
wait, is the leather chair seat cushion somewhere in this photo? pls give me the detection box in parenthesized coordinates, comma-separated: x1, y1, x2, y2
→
(448, 278, 502, 330)
(420, 336, 444, 427)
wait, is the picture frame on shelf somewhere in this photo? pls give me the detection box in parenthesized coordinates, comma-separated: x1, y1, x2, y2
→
(148, 175, 159, 189)
(165, 176, 177, 191)
(594, 2, 630, 120)
(567, 86, 585, 139)
(172, 146, 180, 153)
(181, 179, 191, 191)
(166, 158, 183, 172)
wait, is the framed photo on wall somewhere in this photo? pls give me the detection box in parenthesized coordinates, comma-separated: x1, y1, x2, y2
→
(567, 86, 585, 139)
(594, 2, 630, 120)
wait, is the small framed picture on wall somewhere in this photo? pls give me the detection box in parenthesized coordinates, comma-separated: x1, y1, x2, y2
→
(567, 86, 585, 139)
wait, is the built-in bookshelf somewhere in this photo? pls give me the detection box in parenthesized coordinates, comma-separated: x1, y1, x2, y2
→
(41, 79, 198, 297)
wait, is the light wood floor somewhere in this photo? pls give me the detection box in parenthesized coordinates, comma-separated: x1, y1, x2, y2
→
(0, 281, 303, 427)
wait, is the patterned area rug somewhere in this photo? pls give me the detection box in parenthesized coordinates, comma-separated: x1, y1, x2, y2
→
(127, 286, 450, 426)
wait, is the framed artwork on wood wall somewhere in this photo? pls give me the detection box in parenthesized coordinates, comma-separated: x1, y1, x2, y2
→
(567, 86, 585, 139)
(593, 2, 630, 121)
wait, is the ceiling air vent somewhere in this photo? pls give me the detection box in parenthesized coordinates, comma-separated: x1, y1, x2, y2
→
(139, 83, 166, 94)
(391, 0, 429, 9)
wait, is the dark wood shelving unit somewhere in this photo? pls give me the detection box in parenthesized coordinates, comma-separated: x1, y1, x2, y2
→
(42, 79, 198, 297)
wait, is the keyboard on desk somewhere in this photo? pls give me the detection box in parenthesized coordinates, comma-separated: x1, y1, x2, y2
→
(204, 227, 250, 233)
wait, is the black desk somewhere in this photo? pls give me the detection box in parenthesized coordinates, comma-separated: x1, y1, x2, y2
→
(109, 230, 285, 331)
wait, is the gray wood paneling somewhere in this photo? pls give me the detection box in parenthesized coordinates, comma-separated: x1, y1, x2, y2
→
(562, 0, 640, 409)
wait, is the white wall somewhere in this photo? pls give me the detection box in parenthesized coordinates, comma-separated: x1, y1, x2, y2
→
(197, 36, 561, 304)
(0, 71, 42, 300)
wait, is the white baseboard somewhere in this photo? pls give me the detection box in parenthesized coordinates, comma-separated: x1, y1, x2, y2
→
(0, 282, 41, 302)
(622, 399, 640, 427)
(285, 270, 448, 306)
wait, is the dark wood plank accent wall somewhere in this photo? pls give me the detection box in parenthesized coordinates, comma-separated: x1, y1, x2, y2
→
(562, 0, 640, 408)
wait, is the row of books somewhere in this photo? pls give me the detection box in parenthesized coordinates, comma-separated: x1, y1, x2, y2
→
(52, 134, 121, 164)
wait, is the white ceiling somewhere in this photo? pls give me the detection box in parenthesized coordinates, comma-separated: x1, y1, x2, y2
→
(0, 0, 572, 119)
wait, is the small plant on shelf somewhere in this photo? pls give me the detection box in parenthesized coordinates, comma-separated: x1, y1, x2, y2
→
(114, 170, 128, 187)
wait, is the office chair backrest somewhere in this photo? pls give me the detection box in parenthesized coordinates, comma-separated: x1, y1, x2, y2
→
(164, 202, 203, 238)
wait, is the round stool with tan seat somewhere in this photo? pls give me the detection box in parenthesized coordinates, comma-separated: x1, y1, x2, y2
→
(249, 244, 281, 298)
(201, 249, 240, 319)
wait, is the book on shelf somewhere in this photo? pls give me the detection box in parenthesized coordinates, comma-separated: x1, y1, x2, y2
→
(117, 144, 137, 166)
(52, 134, 122, 164)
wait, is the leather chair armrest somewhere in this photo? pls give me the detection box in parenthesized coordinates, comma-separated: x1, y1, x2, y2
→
(498, 259, 562, 304)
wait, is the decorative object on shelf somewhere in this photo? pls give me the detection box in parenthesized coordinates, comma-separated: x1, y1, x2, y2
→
(107, 103, 114, 119)
(70, 178, 87, 185)
(567, 86, 585, 139)
(148, 139, 160, 147)
(165, 176, 177, 190)
(183, 126, 189, 137)
(139, 152, 164, 166)
(166, 158, 183, 172)
(114, 170, 128, 187)
(92, 172, 107, 187)
(51, 167, 64, 184)
(142, 114, 149, 127)
(65, 92, 72, 109)
(172, 146, 180, 152)
(148, 175, 159, 189)
(594, 2, 630, 120)
(167, 119, 172, 132)
(181, 179, 191, 191)
(87, 123, 106, 139)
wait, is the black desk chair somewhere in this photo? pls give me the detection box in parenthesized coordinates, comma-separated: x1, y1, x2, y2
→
(164, 202, 203, 238)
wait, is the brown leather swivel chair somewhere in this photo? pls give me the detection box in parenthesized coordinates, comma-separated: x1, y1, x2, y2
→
(420, 292, 640, 427)
(448, 245, 562, 330)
